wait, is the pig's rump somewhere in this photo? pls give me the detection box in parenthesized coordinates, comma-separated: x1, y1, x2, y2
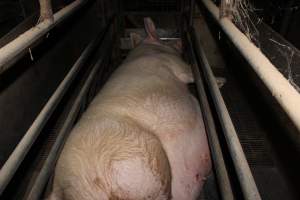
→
(51, 115, 171, 200)
(86, 50, 211, 199)
(49, 43, 211, 200)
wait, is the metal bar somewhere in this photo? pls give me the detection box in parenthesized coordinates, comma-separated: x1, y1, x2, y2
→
(25, 24, 113, 200)
(199, 0, 300, 133)
(220, 0, 232, 18)
(160, 38, 180, 41)
(185, 33, 235, 200)
(279, 0, 296, 35)
(0, 27, 102, 194)
(0, 0, 88, 75)
(39, 0, 54, 22)
(122, 11, 181, 16)
(191, 26, 261, 200)
(189, 0, 195, 27)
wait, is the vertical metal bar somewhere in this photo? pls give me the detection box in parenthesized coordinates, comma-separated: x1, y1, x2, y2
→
(39, 0, 54, 22)
(279, 0, 295, 35)
(220, 0, 232, 18)
(191, 26, 261, 200)
(189, 0, 196, 27)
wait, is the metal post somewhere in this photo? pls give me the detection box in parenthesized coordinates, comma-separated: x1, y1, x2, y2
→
(39, 0, 54, 22)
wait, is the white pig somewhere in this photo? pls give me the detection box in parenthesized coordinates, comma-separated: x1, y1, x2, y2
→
(47, 18, 211, 200)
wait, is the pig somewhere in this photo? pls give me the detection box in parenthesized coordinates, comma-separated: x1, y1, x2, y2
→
(47, 18, 211, 200)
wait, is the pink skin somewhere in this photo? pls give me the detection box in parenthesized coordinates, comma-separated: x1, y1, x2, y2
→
(128, 18, 212, 197)
(47, 18, 211, 200)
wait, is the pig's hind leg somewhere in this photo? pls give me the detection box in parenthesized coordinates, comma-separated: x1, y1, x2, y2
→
(109, 124, 172, 200)
(46, 118, 172, 200)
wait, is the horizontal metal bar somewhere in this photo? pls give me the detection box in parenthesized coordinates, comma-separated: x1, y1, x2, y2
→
(191, 26, 261, 200)
(0, 0, 88, 75)
(122, 37, 180, 41)
(122, 11, 181, 16)
(185, 33, 234, 200)
(25, 24, 113, 200)
(0, 26, 102, 194)
(199, 0, 300, 133)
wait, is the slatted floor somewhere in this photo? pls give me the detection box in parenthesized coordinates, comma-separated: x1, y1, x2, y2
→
(217, 67, 296, 200)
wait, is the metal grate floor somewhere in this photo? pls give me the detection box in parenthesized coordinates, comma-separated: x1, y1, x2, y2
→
(216, 67, 295, 200)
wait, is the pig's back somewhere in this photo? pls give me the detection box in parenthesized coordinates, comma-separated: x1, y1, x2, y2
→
(89, 53, 211, 199)
(51, 49, 210, 200)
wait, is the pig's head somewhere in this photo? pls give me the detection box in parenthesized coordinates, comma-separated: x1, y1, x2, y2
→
(130, 18, 182, 53)
(129, 17, 194, 83)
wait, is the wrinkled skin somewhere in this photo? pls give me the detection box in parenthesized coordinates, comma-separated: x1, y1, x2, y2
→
(47, 18, 211, 200)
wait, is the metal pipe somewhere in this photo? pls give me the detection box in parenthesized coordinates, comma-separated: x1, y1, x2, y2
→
(199, 0, 300, 132)
(189, 0, 196, 27)
(25, 27, 112, 200)
(191, 27, 261, 199)
(185, 33, 234, 200)
(39, 0, 54, 22)
(0, 0, 87, 75)
(0, 28, 101, 194)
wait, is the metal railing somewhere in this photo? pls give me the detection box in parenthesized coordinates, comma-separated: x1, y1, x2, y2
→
(25, 22, 114, 200)
(191, 22, 262, 200)
(0, 3, 108, 194)
(0, 0, 88, 75)
(198, 0, 300, 133)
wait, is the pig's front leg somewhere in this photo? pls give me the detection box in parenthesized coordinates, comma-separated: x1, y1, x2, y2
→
(38, 0, 54, 23)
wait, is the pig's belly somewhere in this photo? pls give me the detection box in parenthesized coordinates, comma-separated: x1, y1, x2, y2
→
(156, 96, 211, 200)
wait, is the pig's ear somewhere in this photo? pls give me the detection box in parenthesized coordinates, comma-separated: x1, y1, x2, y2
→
(144, 17, 159, 41)
(130, 32, 143, 48)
